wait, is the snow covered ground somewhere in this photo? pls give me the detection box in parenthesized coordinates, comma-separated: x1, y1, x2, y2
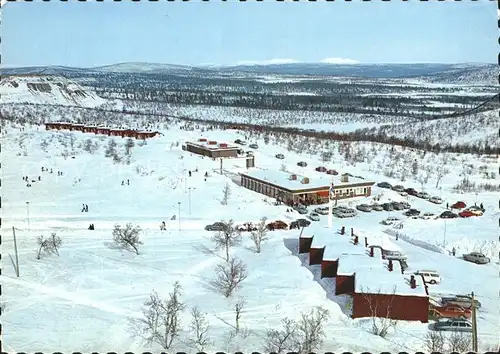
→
(1, 122, 498, 352)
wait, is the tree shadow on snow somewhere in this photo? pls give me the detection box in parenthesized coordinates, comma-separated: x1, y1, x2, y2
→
(282, 237, 352, 317)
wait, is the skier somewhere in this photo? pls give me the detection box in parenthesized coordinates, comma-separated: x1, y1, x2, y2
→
(452, 247, 456, 256)
(480, 203, 484, 210)
(188, 171, 192, 177)
(121, 180, 125, 186)
(127, 179, 130, 185)
(41, 167, 44, 172)
(85, 204, 89, 212)
(81, 204, 86, 212)
(38, 176, 41, 181)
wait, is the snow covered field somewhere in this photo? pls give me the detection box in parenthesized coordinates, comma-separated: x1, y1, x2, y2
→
(1, 122, 498, 352)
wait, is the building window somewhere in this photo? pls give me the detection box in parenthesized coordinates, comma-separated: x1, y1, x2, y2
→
(363, 187, 367, 195)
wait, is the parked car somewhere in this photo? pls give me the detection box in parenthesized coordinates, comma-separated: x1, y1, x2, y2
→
(297, 161, 308, 167)
(371, 203, 384, 211)
(249, 143, 259, 149)
(440, 211, 458, 219)
(392, 185, 405, 193)
(315, 166, 327, 172)
(383, 250, 407, 261)
(451, 201, 466, 209)
(382, 202, 395, 211)
(236, 222, 258, 232)
(414, 270, 441, 284)
(205, 222, 228, 231)
(433, 318, 473, 332)
(416, 191, 430, 199)
(314, 206, 329, 215)
(333, 208, 357, 218)
(404, 209, 420, 217)
(429, 306, 471, 320)
(246, 151, 254, 156)
(289, 218, 311, 229)
(405, 188, 419, 196)
(356, 204, 372, 212)
(391, 202, 405, 211)
(399, 191, 408, 196)
(308, 212, 321, 221)
(381, 217, 401, 225)
(459, 210, 477, 218)
(433, 319, 473, 332)
(419, 212, 435, 220)
(429, 196, 443, 204)
(442, 295, 481, 309)
(467, 206, 484, 216)
(326, 169, 338, 175)
(294, 205, 308, 214)
(377, 182, 392, 189)
(266, 220, 288, 230)
(399, 201, 411, 209)
(463, 252, 490, 264)
(355, 175, 365, 180)
(275, 153, 285, 159)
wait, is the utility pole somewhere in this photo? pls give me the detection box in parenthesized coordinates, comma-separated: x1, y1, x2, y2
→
(177, 202, 181, 231)
(188, 187, 195, 215)
(26, 201, 30, 232)
(12, 227, 20, 277)
(443, 218, 447, 248)
(327, 181, 334, 228)
(471, 291, 478, 352)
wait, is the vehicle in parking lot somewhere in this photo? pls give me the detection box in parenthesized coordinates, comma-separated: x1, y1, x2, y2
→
(392, 185, 405, 192)
(440, 211, 458, 219)
(467, 206, 484, 216)
(382, 203, 395, 211)
(326, 169, 338, 175)
(414, 270, 441, 284)
(432, 319, 473, 332)
(442, 295, 481, 309)
(205, 222, 228, 231)
(289, 218, 311, 229)
(314, 206, 329, 215)
(275, 153, 285, 159)
(356, 204, 372, 212)
(416, 191, 430, 199)
(333, 207, 357, 218)
(383, 250, 407, 261)
(392, 202, 405, 211)
(377, 182, 392, 189)
(381, 217, 401, 225)
(404, 208, 420, 217)
(266, 220, 288, 230)
(399, 191, 408, 196)
(405, 188, 419, 196)
(234, 139, 246, 145)
(419, 212, 435, 220)
(294, 205, 308, 214)
(246, 151, 254, 156)
(315, 166, 327, 172)
(429, 196, 443, 204)
(297, 161, 308, 167)
(463, 252, 490, 264)
(371, 203, 383, 211)
(451, 201, 466, 209)
(429, 306, 471, 320)
(459, 210, 478, 218)
(249, 143, 259, 149)
(236, 222, 258, 232)
(308, 212, 321, 221)
(399, 201, 411, 209)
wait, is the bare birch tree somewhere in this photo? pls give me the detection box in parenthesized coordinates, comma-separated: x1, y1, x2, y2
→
(234, 297, 246, 333)
(112, 223, 142, 255)
(187, 306, 212, 351)
(36, 233, 62, 260)
(360, 286, 398, 338)
(221, 182, 231, 205)
(211, 258, 248, 297)
(211, 220, 241, 262)
(250, 217, 268, 253)
(132, 282, 185, 350)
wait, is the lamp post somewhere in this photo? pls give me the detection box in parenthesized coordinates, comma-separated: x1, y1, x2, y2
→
(26, 201, 30, 232)
(177, 202, 181, 231)
(443, 218, 447, 248)
(188, 187, 195, 215)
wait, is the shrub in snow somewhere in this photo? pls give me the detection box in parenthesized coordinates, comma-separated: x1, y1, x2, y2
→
(112, 223, 142, 255)
(187, 306, 212, 351)
(250, 217, 268, 253)
(36, 233, 62, 260)
(105, 139, 117, 158)
(221, 182, 231, 206)
(264, 306, 330, 354)
(211, 220, 241, 262)
(211, 257, 248, 298)
(131, 282, 185, 350)
(359, 286, 398, 338)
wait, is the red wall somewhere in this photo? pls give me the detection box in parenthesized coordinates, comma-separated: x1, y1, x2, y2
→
(309, 247, 325, 265)
(352, 292, 429, 323)
(321, 260, 338, 278)
(299, 237, 313, 254)
(335, 274, 355, 295)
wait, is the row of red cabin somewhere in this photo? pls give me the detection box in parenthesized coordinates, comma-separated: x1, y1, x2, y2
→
(44, 122, 160, 139)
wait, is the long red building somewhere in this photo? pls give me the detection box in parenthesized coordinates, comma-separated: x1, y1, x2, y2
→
(44, 122, 159, 140)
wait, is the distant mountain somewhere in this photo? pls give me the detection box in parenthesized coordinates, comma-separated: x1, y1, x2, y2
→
(0, 75, 107, 108)
(93, 62, 197, 74)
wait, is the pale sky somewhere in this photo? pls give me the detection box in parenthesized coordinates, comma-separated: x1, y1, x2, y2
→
(2, 0, 497, 68)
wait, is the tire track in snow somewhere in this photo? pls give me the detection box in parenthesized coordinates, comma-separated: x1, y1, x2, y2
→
(1, 275, 142, 319)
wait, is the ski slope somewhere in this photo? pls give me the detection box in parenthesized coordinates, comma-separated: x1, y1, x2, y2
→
(1, 123, 498, 352)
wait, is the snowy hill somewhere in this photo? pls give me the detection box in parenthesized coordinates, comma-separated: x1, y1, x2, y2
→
(418, 64, 498, 86)
(0, 75, 107, 108)
(93, 62, 200, 74)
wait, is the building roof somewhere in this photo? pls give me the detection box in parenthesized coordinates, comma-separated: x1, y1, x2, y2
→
(307, 226, 426, 297)
(187, 140, 240, 151)
(241, 168, 373, 192)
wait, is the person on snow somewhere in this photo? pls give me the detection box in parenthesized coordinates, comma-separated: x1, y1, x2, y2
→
(160, 221, 167, 231)
(41, 167, 44, 172)
(204, 172, 208, 178)
(121, 180, 125, 186)
(127, 179, 130, 185)
(480, 202, 484, 210)
(188, 171, 192, 177)
(50, 169, 53, 174)
(38, 176, 41, 181)
(452, 247, 456, 256)
(81, 204, 86, 212)
(85, 204, 89, 212)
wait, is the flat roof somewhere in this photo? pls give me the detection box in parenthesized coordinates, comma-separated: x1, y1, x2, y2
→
(187, 140, 240, 151)
(241, 168, 373, 192)
(307, 226, 425, 296)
